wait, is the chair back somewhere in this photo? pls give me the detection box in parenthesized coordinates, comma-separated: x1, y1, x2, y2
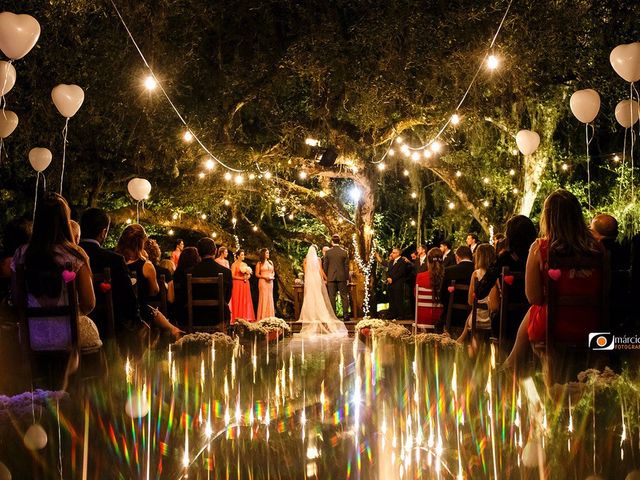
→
(92, 267, 116, 339)
(187, 273, 225, 333)
(15, 263, 79, 353)
(444, 281, 470, 331)
(148, 273, 168, 316)
(470, 277, 490, 336)
(546, 250, 610, 347)
(413, 284, 437, 334)
(498, 266, 527, 348)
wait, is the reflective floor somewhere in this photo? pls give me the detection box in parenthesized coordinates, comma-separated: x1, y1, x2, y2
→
(0, 330, 639, 479)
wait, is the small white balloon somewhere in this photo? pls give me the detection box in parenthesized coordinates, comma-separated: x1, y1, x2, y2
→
(610, 42, 640, 83)
(0, 61, 16, 96)
(0, 462, 10, 480)
(0, 110, 18, 138)
(569, 89, 600, 123)
(515, 130, 540, 156)
(125, 394, 149, 418)
(23, 423, 47, 450)
(127, 178, 152, 202)
(0, 12, 41, 60)
(615, 99, 640, 129)
(28, 147, 52, 172)
(51, 84, 85, 118)
(521, 439, 544, 468)
(626, 470, 640, 480)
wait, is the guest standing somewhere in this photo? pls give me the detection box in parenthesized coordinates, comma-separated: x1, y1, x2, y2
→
(466, 233, 480, 254)
(256, 248, 276, 320)
(230, 250, 255, 322)
(215, 246, 231, 269)
(386, 248, 411, 320)
(323, 234, 351, 320)
(171, 238, 184, 268)
(440, 240, 456, 267)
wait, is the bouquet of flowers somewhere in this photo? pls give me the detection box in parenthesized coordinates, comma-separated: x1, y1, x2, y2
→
(239, 264, 253, 275)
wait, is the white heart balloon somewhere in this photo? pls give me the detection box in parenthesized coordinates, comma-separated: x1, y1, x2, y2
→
(28, 147, 52, 172)
(51, 84, 85, 118)
(515, 130, 540, 156)
(127, 178, 152, 201)
(0, 110, 17, 138)
(610, 43, 640, 83)
(0, 12, 40, 60)
(125, 393, 150, 418)
(0, 461, 10, 480)
(569, 89, 600, 124)
(23, 423, 47, 450)
(614, 99, 640, 128)
(0, 61, 16, 96)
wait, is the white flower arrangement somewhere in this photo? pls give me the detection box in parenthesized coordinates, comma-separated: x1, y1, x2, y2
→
(355, 318, 410, 340)
(235, 317, 291, 335)
(173, 332, 235, 349)
(239, 264, 252, 275)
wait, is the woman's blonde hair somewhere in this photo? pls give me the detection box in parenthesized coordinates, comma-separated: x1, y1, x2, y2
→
(473, 243, 496, 271)
(540, 189, 599, 256)
(116, 224, 148, 262)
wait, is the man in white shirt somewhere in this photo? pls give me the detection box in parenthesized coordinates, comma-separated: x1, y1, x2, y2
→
(466, 233, 479, 254)
(414, 244, 428, 273)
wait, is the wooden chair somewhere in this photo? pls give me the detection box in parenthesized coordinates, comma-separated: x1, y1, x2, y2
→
(497, 266, 528, 354)
(445, 281, 471, 332)
(413, 283, 437, 334)
(15, 263, 101, 388)
(91, 267, 116, 340)
(187, 273, 225, 333)
(470, 277, 491, 337)
(148, 273, 169, 317)
(537, 250, 610, 384)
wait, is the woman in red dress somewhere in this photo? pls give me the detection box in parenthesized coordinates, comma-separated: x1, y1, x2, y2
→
(230, 250, 255, 323)
(503, 189, 602, 370)
(415, 248, 445, 327)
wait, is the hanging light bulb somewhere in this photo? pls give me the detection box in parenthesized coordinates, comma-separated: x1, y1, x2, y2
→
(126, 218, 132, 224)
(403, 169, 410, 176)
(232, 217, 237, 226)
(400, 144, 411, 157)
(305, 138, 319, 147)
(198, 172, 205, 179)
(483, 200, 490, 207)
(143, 75, 157, 90)
(201, 214, 207, 220)
(388, 148, 395, 157)
(377, 162, 386, 171)
(318, 190, 326, 198)
(395, 137, 404, 144)
(450, 113, 461, 125)
(212, 232, 217, 238)
(224, 199, 230, 206)
(561, 163, 569, 171)
(410, 192, 417, 199)
(423, 150, 433, 159)
(512, 187, 519, 194)
(288, 213, 294, 220)
(483, 177, 490, 184)
(410, 220, 416, 226)
(613, 155, 620, 163)
(183, 130, 194, 143)
(411, 152, 421, 162)
(249, 173, 256, 180)
(299, 170, 308, 180)
(430, 141, 443, 153)
(448, 201, 455, 210)
(455, 170, 462, 178)
(509, 169, 516, 176)
(168, 229, 175, 236)
(224, 172, 232, 181)
(486, 54, 499, 70)
(252, 225, 258, 232)
(172, 213, 179, 220)
(234, 175, 244, 185)
(204, 158, 215, 170)
(264, 171, 272, 180)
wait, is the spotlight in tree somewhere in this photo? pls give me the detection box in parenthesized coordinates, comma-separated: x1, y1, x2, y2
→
(349, 186, 362, 202)
(486, 54, 499, 70)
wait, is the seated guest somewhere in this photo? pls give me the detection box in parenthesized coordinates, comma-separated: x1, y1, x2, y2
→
(172, 247, 201, 324)
(159, 258, 176, 276)
(145, 238, 175, 304)
(438, 246, 474, 331)
(440, 240, 456, 267)
(190, 238, 232, 329)
(590, 213, 633, 333)
(79, 208, 141, 344)
(69, 220, 81, 244)
(457, 244, 499, 343)
(503, 190, 603, 371)
(0, 218, 32, 306)
(475, 215, 537, 341)
(11, 193, 101, 350)
(116, 225, 182, 340)
(415, 248, 445, 327)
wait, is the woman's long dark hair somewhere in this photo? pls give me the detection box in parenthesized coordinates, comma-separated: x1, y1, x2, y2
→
(116, 224, 147, 262)
(426, 248, 444, 302)
(258, 248, 270, 264)
(25, 193, 85, 297)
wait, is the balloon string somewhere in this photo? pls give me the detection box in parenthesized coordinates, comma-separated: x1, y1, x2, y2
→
(585, 123, 594, 210)
(136, 200, 140, 224)
(0, 60, 12, 112)
(59, 117, 70, 195)
(620, 128, 627, 203)
(631, 82, 638, 202)
(33, 173, 40, 222)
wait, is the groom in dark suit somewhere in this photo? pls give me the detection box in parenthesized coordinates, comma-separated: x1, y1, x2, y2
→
(322, 234, 350, 320)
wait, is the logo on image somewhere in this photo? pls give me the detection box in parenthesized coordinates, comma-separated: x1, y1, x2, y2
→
(588, 332, 615, 350)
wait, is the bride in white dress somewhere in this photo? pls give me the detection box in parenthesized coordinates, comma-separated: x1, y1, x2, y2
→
(297, 246, 348, 338)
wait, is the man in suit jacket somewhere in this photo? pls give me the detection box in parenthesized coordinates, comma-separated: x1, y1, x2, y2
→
(440, 240, 456, 268)
(438, 245, 474, 331)
(466, 233, 480, 254)
(322, 234, 350, 320)
(190, 237, 232, 328)
(387, 248, 411, 319)
(79, 208, 141, 341)
(414, 244, 428, 274)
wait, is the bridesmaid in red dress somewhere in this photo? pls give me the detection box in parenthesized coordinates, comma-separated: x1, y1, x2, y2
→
(230, 250, 255, 323)
(255, 248, 276, 320)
